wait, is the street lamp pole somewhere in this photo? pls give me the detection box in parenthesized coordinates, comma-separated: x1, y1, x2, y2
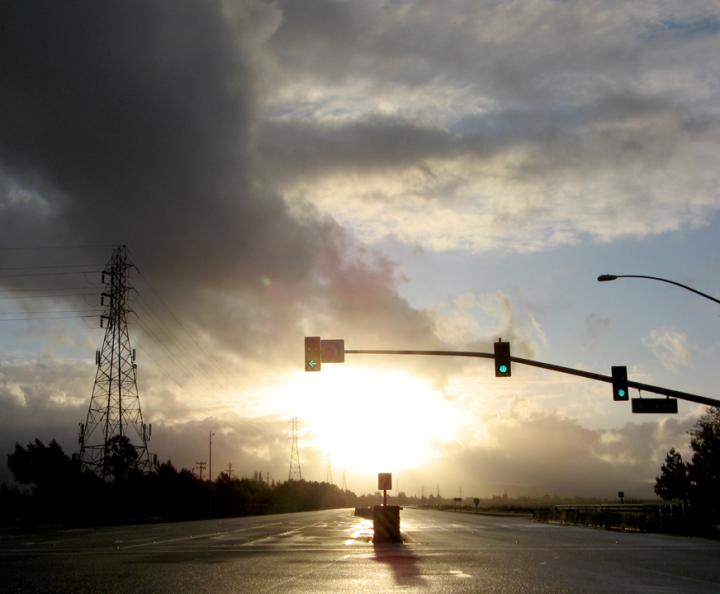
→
(597, 274, 720, 305)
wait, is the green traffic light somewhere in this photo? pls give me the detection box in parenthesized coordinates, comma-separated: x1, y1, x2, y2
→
(611, 365, 629, 401)
(494, 341, 511, 377)
(305, 336, 322, 372)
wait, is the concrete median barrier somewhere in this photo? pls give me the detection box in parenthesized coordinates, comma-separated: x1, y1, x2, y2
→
(373, 505, 402, 543)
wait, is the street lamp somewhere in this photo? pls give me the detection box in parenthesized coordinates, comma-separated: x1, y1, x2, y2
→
(597, 274, 720, 305)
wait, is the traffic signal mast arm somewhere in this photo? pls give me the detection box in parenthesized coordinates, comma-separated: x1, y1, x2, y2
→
(343, 349, 720, 408)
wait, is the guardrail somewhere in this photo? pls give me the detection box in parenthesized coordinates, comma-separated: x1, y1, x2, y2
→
(534, 503, 687, 533)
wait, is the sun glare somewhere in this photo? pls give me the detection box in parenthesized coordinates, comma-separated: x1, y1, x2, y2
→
(282, 367, 458, 476)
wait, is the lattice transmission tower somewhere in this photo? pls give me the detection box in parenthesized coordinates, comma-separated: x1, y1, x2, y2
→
(288, 417, 302, 481)
(78, 245, 152, 478)
(325, 453, 333, 485)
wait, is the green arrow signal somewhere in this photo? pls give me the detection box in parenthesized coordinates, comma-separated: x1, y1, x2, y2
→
(309, 360, 317, 368)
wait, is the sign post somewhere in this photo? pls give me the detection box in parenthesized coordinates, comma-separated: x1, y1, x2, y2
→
(378, 473, 392, 506)
(374, 473, 401, 543)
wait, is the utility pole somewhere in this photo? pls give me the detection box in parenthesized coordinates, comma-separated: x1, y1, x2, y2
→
(78, 245, 152, 479)
(197, 461, 206, 481)
(227, 463, 233, 479)
(209, 431, 214, 483)
(288, 417, 302, 481)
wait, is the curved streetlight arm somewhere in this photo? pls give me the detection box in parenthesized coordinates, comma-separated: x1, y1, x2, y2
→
(598, 274, 720, 305)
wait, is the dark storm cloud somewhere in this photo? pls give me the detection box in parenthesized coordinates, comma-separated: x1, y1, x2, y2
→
(256, 94, 689, 194)
(0, 0, 260, 271)
(267, 0, 641, 98)
(0, 1, 455, 375)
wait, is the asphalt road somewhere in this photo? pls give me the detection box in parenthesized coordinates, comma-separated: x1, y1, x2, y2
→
(1, 507, 719, 593)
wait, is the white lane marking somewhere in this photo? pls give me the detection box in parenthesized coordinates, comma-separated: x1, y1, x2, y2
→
(119, 522, 282, 549)
(239, 520, 327, 546)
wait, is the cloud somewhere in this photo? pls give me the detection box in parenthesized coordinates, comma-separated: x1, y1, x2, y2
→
(642, 326, 695, 370)
(582, 311, 611, 348)
(0, 1, 526, 482)
(1, 1, 717, 496)
(405, 396, 699, 498)
(0, 1, 455, 373)
(253, 0, 720, 252)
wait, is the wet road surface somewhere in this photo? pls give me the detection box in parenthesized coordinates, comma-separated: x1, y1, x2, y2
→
(1, 507, 719, 593)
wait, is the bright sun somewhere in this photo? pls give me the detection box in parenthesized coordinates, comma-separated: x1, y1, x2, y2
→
(280, 366, 458, 477)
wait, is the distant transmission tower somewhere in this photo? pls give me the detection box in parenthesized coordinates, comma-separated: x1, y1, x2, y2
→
(288, 417, 302, 481)
(325, 453, 333, 485)
(78, 246, 152, 478)
(341, 469, 347, 491)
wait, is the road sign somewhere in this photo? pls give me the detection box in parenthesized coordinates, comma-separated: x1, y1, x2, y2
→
(378, 473, 392, 491)
(631, 398, 678, 414)
(321, 339, 345, 363)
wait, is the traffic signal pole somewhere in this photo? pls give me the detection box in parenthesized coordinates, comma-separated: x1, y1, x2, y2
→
(342, 348, 720, 408)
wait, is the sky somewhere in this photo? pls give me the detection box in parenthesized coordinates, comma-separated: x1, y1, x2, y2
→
(1, 0, 720, 500)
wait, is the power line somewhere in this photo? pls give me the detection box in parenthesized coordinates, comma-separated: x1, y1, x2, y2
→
(134, 295, 226, 390)
(0, 245, 117, 251)
(0, 292, 102, 300)
(0, 309, 100, 315)
(130, 319, 275, 437)
(0, 286, 104, 293)
(0, 246, 282, 439)
(0, 264, 104, 271)
(131, 260, 253, 394)
(127, 262, 281, 422)
(0, 314, 97, 322)
(0, 270, 103, 278)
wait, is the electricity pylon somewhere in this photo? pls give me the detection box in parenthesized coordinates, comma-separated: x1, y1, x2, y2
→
(288, 417, 302, 481)
(78, 245, 152, 479)
(325, 453, 333, 485)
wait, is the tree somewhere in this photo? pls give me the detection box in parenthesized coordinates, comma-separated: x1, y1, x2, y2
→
(654, 448, 689, 504)
(104, 435, 140, 481)
(7, 439, 78, 492)
(6, 439, 91, 521)
(687, 407, 720, 510)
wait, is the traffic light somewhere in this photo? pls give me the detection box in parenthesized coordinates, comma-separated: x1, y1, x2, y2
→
(494, 340, 511, 377)
(305, 336, 321, 372)
(612, 366, 629, 401)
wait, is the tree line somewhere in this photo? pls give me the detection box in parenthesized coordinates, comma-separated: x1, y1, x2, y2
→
(1, 435, 359, 526)
(655, 407, 720, 530)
